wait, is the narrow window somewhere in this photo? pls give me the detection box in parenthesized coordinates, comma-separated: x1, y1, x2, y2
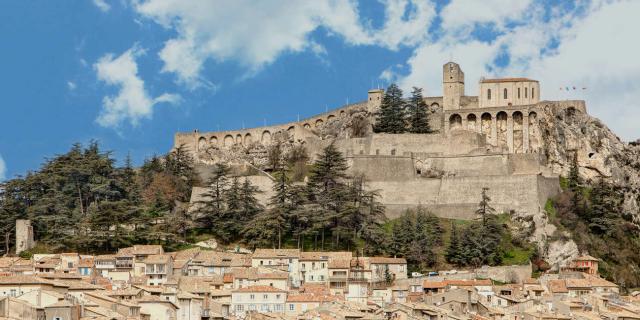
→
(503, 88, 508, 99)
(525, 87, 528, 98)
(487, 89, 491, 100)
(517, 88, 521, 99)
(532, 88, 535, 99)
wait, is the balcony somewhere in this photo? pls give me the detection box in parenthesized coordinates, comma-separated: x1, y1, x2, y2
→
(329, 276, 348, 282)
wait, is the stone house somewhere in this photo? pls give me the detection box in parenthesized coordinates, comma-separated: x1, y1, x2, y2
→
(94, 254, 116, 277)
(328, 258, 350, 295)
(563, 255, 599, 275)
(368, 257, 408, 283)
(231, 285, 287, 317)
(138, 295, 179, 320)
(285, 293, 336, 315)
(252, 249, 301, 287)
(144, 254, 173, 286)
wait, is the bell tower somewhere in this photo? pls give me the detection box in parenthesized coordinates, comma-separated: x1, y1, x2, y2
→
(443, 62, 465, 110)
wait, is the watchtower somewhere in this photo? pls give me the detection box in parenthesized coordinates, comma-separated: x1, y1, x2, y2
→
(443, 62, 465, 110)
(16, 219, 34, 254)
(367, 89, 384, 113)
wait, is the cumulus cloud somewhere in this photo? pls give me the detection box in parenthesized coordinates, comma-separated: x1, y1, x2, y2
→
(133, 0, 435, 87)
(0, 154, 6, 181)
(93, 0, 111, 12)
(94, 45, 181, 128)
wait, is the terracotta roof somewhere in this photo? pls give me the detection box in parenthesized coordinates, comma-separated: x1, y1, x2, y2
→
(287, 293, 336, 303)
(368, 257, 406, 264)
(0, 276, 57, 285)
(480, 77, 538, 83)
(223, 273, 234, 283)
(144, 254, 171, 264)
(179, 276, 223, 293)
(232, 285, 286, 293)
(252, 248, 300, 259)
(328, 259, 350, 269)
(300, 251, 352, 261)
(445, 279, 492, 286)
(547, 280, 568, 293)
(575, 255, 599, 261)
(78, 258, 94, 268)
(423, 281, 447, 289)
(94, 254, 116, 261)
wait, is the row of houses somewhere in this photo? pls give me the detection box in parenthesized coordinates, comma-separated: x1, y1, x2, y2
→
(0, 249, 637, 320)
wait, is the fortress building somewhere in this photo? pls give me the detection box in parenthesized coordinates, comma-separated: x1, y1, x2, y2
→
(176, 62, 585, 219)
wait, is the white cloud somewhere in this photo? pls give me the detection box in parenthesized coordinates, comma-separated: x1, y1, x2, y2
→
(94, 45, 181, 128)
(67, 81, 77, 91)
(0, 154, 6, 181)
(133, 0, 436, 87)
(93, 0, 111, 12)
(440, 0, 533, 34)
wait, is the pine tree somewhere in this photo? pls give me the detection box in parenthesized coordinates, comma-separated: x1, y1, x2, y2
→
(408, 87, 431, 133)
(194, 163, 230, 240)
(476, 187, 496, 226)
(374, 84, 407, 133)
(588, 178, 620, 235)
(445, 222, 463, 266)
(568, 152, 582, 192)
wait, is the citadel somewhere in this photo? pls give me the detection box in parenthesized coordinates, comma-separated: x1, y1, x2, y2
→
(176, 62, 585, 220)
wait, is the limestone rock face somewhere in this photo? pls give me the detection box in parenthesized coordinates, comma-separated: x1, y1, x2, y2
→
(538, 103, 640, 220)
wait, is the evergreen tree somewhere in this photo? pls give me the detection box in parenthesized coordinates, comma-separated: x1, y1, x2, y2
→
(374, 84, 407, 133)
(445, 222, 463, 266)
(588, 179, 620, 235)
(408, 87, 431, 133)
(476, 187, 496, 226)
(194, 163, 231, 240)
(568, 152, 582, 192)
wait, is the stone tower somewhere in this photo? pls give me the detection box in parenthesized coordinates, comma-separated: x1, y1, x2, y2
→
(443, 62, 465, 110)
(16, 219, 34, 254)
(367, 89, 384, 113)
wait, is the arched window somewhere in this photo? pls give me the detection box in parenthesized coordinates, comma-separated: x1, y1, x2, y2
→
(532, 88, 535, 99)
(487, 89, 492, 100)
(525, 87, 528, 98)
(517, 88, 521, 99)
(503, 88, 508, 99)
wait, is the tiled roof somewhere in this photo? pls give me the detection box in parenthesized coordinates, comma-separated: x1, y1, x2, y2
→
(252, 248, 300, 259)
(328, 259, 350, 269)
(144, 254, 171, 264)
(480, 78, 538, 83)
(423, 281, 447, 288)
(445, 279, 492, 286)
(575, 255, 599, 261)
(287, 293, 337, 302)
(547, 280, 568, 293)
(368, 257, 407, 264)
(232, 285, 286, 293)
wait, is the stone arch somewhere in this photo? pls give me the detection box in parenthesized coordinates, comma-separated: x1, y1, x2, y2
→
(236, 134, 243, 145)
(466, 113, 477, 132)
(209, 136, 218, 147)
(224, 135, 234, 147)
(430, 102, 440, 109)
(198, 137, 207, 151)
(315, 119, 324, 127)
(261, 130, 272, 144)
(496, 111, 508, 149)
(512, 111, 524, 153)
(303, 123, 311, 129)
(528, 111, 540, 152)
(481, 113, 492, 142)
(327, 114, 335, 121)
(449, 113, 462, 131)
(244, 133, 252, 145)
(340, 110, 345, 117)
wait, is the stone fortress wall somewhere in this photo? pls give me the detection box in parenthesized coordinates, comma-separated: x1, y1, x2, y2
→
(178, 62, 587, 220)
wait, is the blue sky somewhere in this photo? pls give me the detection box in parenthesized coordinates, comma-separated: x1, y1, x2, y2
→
(1, 0, 639, 180)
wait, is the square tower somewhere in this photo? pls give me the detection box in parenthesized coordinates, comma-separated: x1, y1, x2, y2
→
(443, 62, 465, 110)
(16, 219, 34, 254)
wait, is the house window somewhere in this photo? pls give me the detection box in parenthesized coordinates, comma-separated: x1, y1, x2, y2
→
(236, 305, 244, 312)
(487, 89, 491, 100)
(263, 294, 268, 300)
(289, 304, 295, 311)
(250, 294, 255, 300)
(68, 262, 73, 268)
(518, 88, 521, 98)
(532, 88, 535, 99)
(276, 294, 281, 299)
(503, 88, 508, 99)
(525, 87, 528, 98)
(249, 304, 256, 311)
